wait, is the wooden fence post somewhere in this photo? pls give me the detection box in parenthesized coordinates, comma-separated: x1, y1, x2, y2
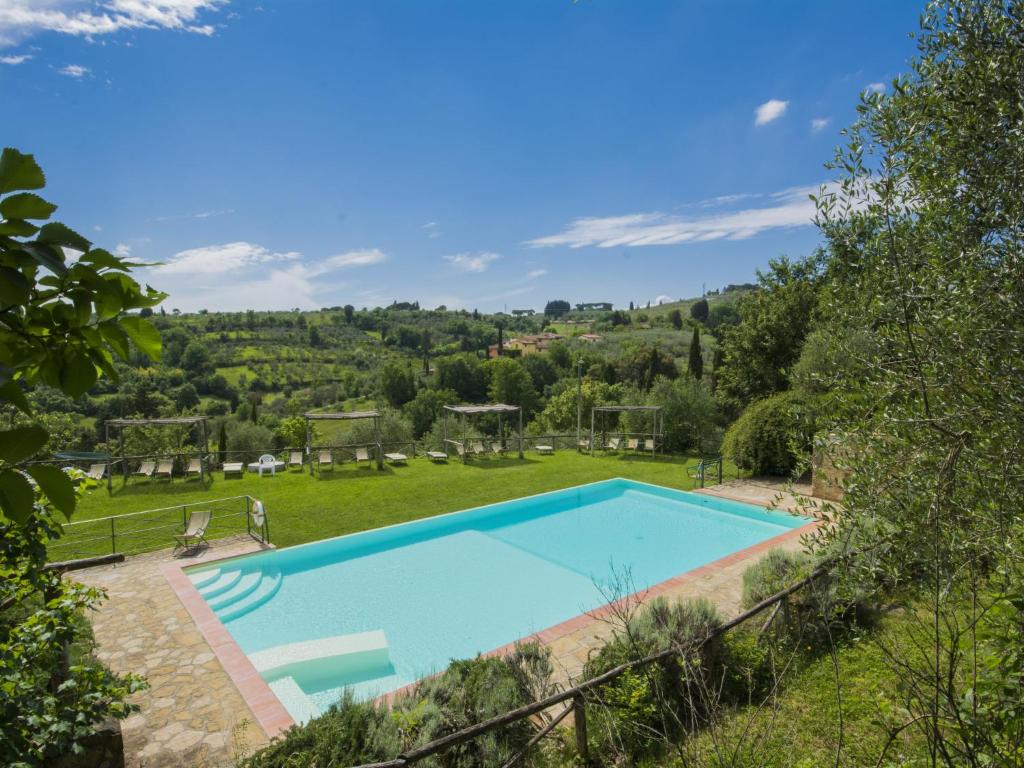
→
(573, 694, 589, 764)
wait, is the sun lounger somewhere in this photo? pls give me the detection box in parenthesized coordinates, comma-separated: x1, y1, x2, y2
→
(153, 460, 174, 480)
(535, 444, 554, 455)
(133, 461, 156, 479)
(288, 451, 304, 469)
(86, 463, 106, 480)
(604, 437, 621, 451)
(427, 451, 448, 462)
(627, 438, 640, 451)
(317, 450, 333, 472)
(174, 510, 211, 554)
(491, 443, 506, 456)
(355, 447, 370, 463)
(223, 462, 244, 477)
(454, 443, 466, 457)
(578, 440, 590, 452)
(185, 458, 202, 478)
(471, 441, 486, 456)
(384, 452, 408, 464)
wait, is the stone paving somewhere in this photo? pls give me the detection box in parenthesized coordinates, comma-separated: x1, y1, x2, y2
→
(71, 480, 819, 766)
(71, 536, 271, 768)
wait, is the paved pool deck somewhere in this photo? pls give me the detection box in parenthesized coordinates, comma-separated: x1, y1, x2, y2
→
(71, 479, 820, 767)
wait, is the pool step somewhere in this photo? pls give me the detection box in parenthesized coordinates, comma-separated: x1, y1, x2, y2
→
(207, 571, 261, 610)
(188, 567, 222, 591)
(250, 630, 390, 683)
(267, 675, 320, 725)
(197, 568, 244, 599)
(217, 567, 283, 622)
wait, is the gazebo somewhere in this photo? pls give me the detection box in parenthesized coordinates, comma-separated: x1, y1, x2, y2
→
(589, 405, 662, 457)
(303, 410, 384, 470)
(443, 404, 524, 462)
(104, 416, 211, 490)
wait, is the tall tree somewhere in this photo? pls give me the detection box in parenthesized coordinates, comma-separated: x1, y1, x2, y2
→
(688, 327, 704, 380)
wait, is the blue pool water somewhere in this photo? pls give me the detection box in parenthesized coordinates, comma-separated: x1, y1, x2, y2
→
(186, 478, 808, 721)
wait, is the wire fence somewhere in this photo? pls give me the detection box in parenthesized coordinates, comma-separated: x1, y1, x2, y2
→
(46, 494, 267, 561)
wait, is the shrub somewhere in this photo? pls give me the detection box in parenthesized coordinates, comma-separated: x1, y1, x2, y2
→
(722, 391, 818, 476)
(226, 421, 275, 461)
(583, 598, 722, 761)
(742, 549, 810, 607)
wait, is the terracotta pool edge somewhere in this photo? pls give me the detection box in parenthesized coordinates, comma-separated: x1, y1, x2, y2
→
(161, 555, 297, 739)
(377, 519, 818, 705)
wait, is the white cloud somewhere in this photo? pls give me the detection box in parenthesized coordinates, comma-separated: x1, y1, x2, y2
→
(422, 221, 441, 239)
(865, 82, 886, 94)
(0, 0, 225, 47)
(654, 295, 674, 305)
(113, 242, 131, 257)
(754, 99, 788, 126)
(59, 63, 88, 77)
(810, 117, 831, 133)
(153, 208, 234, 222)
(320, 248, 387, 271)
(444, 251, 500, 273)
(0, 53, 30, 64)
(526, 269, 548, 279)
(155, 241, 300, 275)
(528, 184, 830, 249)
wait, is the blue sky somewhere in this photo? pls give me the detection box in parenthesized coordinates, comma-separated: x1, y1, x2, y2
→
(2, 1, 921, 313)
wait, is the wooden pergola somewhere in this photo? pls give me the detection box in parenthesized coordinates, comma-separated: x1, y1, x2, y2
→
(443, 404, 524, 462)
(303, 410, 384, 470)
(590, 405, 662, 457)
(104, 416, 211, 490)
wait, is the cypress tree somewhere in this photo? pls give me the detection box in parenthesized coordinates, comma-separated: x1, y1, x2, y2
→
(688, 327, 704, 379)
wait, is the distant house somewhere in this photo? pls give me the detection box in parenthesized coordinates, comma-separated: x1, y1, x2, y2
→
(575, 302, 613, 312)
(511, 308, 535, 317)
(577, 333, 603, 343)
(488, 332, 564, 358)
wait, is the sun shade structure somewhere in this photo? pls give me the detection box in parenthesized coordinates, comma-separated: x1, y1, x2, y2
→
(443, 404, 524, 462)
(303, 410, 383, 470)
(103, 416, 211, 491)
(589, 405, 662, 457)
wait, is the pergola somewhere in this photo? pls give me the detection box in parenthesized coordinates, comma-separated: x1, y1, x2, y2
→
(303, 410, 383, 470)
(443, 404, 524, 462)
(590, 405, 662, 457)
(104, 416, 211, 490)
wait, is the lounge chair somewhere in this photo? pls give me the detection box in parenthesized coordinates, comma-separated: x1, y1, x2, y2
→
(223, 462, 244, 477)
(133, 461, 155, 479)
(288, 451, 304, 469)
(87, 463, 106, 480)
(605, 437, 621, 451)
(454, 442, 467, 458)
(355, 447, 370, 463)
(152, 460, 173, 480)
(578, 439, 590, 452)
(471, 441, 486, 456)
(174, 510, 211, 554)
(427, 450, 448, 462)
(535, 443, 554, 455)
(257, 454, 278, 477)
(384, 452, 408, 464)
(627, 438, 640, 451)
(185, 458, 202, 478)
(491, 443, 506, 456)
(317, 450, 334, 472)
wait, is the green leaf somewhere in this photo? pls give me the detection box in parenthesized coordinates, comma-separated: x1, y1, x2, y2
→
(98, 321, 131, 360)
(0, 219, 39, 236)
(0, 425, 48, 463)
(59, 349, 98, 397)
(0, 192, 57, 220)
(119, 315, 162, 361)
(37, 222, 91, 253)
(0, 381, 31, 415)
(27, 465, 76, 518)
(0, 469, 35, 524)
(0, 147, 46, 194)
(19, 241, 67, 275)
(79, 248, 125, 270)
(0, 266, 30, 306)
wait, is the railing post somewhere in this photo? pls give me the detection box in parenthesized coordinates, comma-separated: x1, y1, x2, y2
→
(110, 517, 116, 554)
(717, 458, 723, 485)
(573, 694, 589, 764)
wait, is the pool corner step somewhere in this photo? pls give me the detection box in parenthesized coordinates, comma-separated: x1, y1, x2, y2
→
(196, 568, 244, 599)
(250, 630, 390, 683)
(216, 567, 283, 622)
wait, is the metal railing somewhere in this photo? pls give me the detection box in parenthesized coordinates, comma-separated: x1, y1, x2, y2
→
(349, 559, 833, 768)
(688, 455, 725, 487)
(47, 494, 268, 561)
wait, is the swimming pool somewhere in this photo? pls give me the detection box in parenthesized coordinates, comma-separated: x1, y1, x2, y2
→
(185, 478, 808, 722)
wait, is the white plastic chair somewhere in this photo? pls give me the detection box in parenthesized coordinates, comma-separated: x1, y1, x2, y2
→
(257, 454, 277, 477)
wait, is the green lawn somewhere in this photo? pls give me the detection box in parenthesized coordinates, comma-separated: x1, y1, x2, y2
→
(65, 452, 725, 556)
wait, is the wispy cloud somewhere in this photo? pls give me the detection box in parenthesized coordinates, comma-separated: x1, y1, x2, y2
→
(153, 208, 234, 222)
(423, 221, 442, 239)
(444, 251, 500, 272)
(155, 241, 300, 276)
(526, 268, 548, 279)
(0, 53, 30, 64)
(113, 242, 131, 257)
(58, 63, 88, 77)
(810, 117, 831, 132)
(318, 248, 387, 271)
(0, 0, 225, 48)
(754, 99, 788, 126)
(865, 82, 886, 94)
(528, 184, 828, 249)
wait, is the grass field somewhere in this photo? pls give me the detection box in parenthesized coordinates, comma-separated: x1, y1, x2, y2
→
(62, 452, 735, 557)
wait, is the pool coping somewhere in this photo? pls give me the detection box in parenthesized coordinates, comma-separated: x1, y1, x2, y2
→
(163, 480, 815, 738)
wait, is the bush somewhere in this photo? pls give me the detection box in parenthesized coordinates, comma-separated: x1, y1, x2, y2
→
(242, 645, 553, 768)
(742, 549, 810, 607)
(226, 421, 275, 462)
(721, 391, 817, 476)
(583, 598, 722, 761)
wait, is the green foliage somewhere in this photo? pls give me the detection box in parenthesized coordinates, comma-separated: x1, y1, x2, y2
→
(484, 357, 539, 416)
(689, 297, 709, 323)
(434, 354, 487, 402)
(380, 361, 416, 407)
(275, 415, 311, 448)
(536, 379, 621, 433)
(688, 327, 703, 380)
(722, 391, 817, 476)
(404, 387, 456, 439)
(620, 345, 678, 390)
(226, 421, 275, 459)
(668, 308, 683, 330)
(584, 598, 723, 761)
(742, 549, 810, 608)
(629, 376, 717, 453)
